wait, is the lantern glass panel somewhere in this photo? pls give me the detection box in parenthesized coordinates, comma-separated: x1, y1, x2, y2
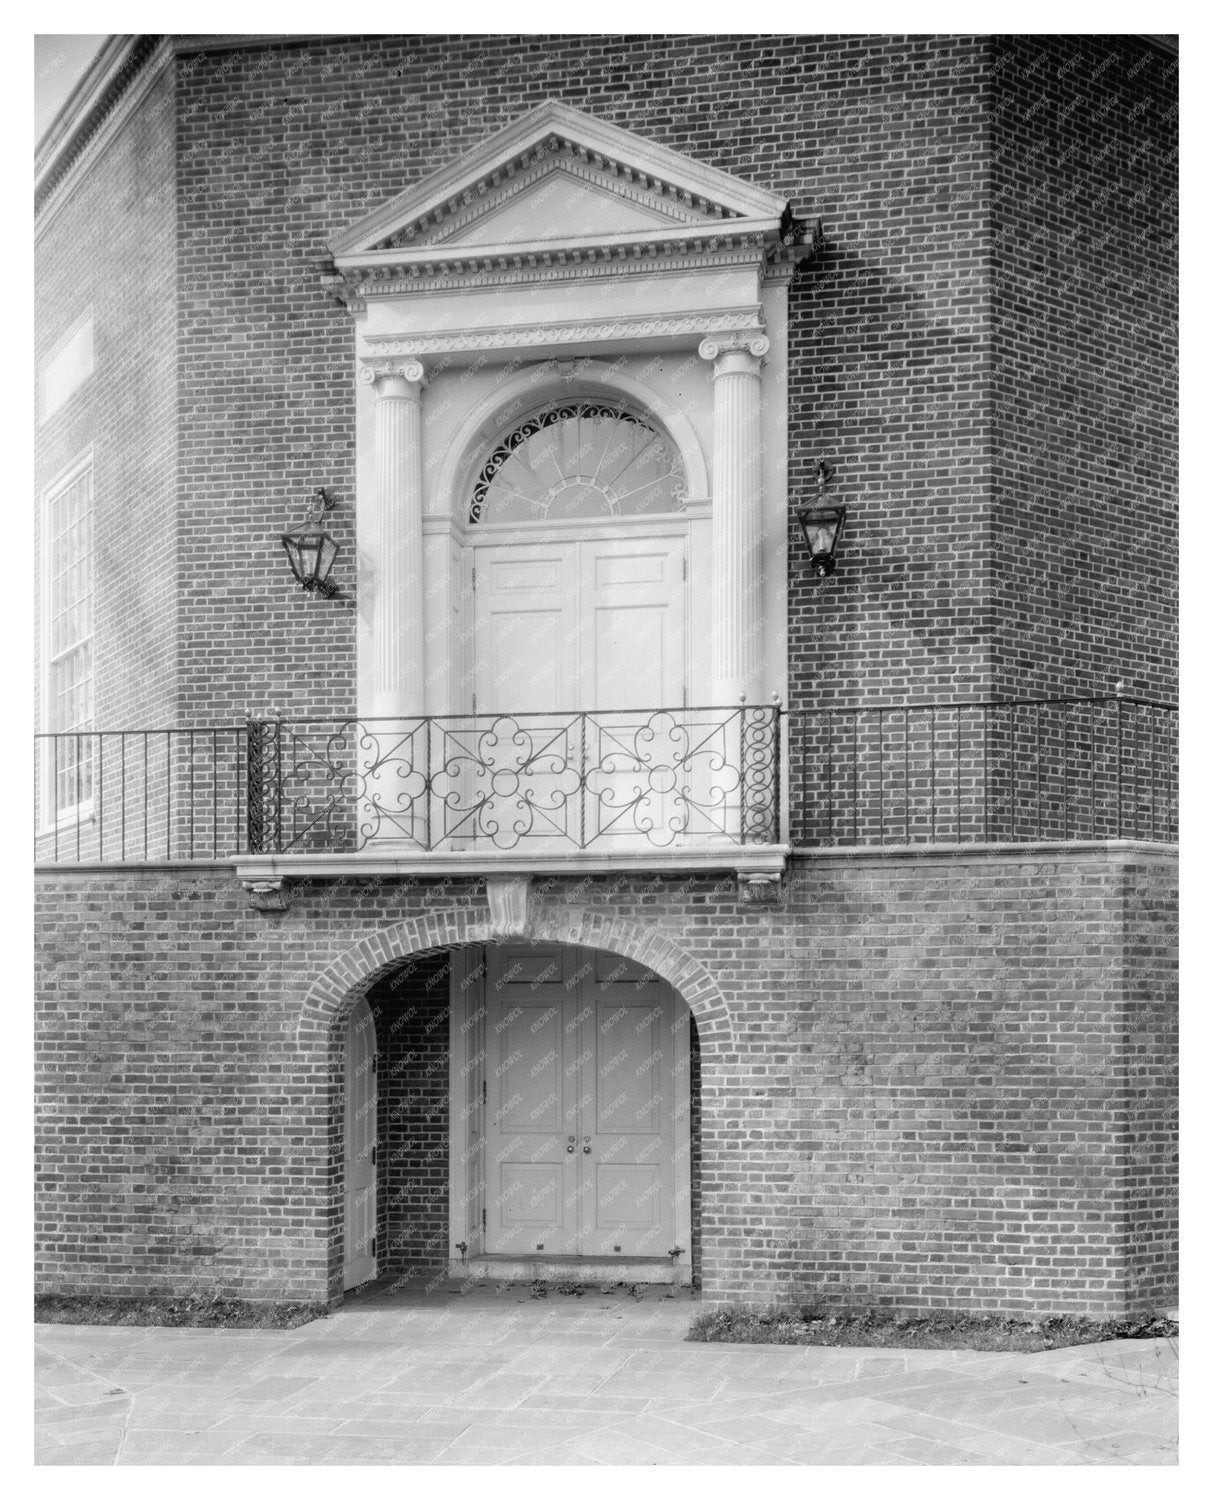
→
(804, 519, 835, 556)
(283, 524, 340, 589)
(798, 507, 844, 558)
(315, 532, 339, 585)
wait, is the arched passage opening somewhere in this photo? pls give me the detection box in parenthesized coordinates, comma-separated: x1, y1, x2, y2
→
(298, 908, 731, 1305)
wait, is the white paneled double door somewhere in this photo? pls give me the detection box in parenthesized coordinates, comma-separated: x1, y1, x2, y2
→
(479, 945, 689, 1261)
(474, 531, 686, 715)
(468, 529, 688, 849)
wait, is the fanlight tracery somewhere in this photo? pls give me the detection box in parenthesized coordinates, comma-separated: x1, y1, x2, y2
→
(470, 402, 687, 524)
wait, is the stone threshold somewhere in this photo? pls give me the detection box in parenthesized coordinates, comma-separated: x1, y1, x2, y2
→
(451, 1253, 689, 1286)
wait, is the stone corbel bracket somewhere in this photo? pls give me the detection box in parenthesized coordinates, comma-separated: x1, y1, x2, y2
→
(486, 875, 530, 938)
(738, 872, 782, 905)
(243, 878, 291, 913)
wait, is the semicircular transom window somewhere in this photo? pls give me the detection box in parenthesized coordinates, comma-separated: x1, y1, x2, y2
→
(470, 402, 687, 524)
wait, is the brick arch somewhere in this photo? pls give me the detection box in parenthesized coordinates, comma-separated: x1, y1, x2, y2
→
(296, 905, 735, 1048)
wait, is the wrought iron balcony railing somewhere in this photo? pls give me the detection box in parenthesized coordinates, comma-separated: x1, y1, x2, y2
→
(33, 705, 780, 861)
(246, 706, 780, 854)
(33, 697, 1175, 865)
(786, 696, 1176, 847)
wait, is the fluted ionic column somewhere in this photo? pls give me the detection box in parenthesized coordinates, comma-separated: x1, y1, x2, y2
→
(699, 335, 768, 705)
(363, 360, 426, 719)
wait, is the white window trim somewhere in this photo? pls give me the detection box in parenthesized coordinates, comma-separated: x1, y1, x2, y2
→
(38, 447, 96, 832)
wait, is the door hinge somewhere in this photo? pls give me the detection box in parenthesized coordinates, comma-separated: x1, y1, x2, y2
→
(482, 1208, 487, 1233)
(472, 563, 477, 589)
(483, 1079, 488, 1106)
(472, 692, 478, 714)
(371, 1143, 377, 1166)
(682, 555, 687, 580)
(371, 1236, 377, 1258)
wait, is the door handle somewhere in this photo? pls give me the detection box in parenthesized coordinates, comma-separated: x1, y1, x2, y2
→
(582, 1143, 592, 1154)
(566, 1144, 575, 1153)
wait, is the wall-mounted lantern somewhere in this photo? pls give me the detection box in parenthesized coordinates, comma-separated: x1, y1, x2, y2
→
(281, 488, 340, 597)
(796, 461, 847, 577)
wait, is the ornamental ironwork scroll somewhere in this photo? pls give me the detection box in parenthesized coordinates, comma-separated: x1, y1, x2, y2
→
(242, 705, 780, 855)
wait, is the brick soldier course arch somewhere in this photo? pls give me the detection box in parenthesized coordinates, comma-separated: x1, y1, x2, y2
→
(296, 901, 736, 1048)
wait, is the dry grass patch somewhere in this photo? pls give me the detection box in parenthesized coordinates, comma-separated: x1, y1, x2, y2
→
(688, 1307, 1178, 1352)
(35, 1293, 327, 1330)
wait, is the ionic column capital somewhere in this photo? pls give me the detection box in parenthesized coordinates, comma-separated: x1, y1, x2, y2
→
(698, 334, 770, 377)
(360, 358, 427, 396)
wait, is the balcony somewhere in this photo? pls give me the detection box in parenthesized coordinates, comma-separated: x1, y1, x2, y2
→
(33, 705, 783, 879)
(33, 697, 1175, 876)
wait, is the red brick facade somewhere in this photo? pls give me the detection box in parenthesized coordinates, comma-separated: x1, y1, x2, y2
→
(34, 34, 1178, 1314)
(989, 36, 1177, 699)
(34, 849, 1176, 1313)
(34, 35, 1177, 729)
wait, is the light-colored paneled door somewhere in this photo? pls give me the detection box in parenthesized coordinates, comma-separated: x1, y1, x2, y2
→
(472, 532, 686, 847)
(482, 945, 681, 1259)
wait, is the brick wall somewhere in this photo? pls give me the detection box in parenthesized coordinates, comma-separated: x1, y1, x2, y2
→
(989, 35, 1178, 699)
(785, 35, 993, 710)
(35, 66, 179, 730)
(34, 34, 1177, 727)
(34, 848, 1176, 1314)
(1120, 852, 1179, 1308)
(166, 32, 1019, 722)
(368, 952, 451, 1280)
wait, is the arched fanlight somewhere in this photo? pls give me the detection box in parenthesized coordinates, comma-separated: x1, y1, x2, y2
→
(282, 488, 340, 597)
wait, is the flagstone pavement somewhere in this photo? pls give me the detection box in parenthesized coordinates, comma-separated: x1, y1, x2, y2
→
(35, 1279, 1177, 1466)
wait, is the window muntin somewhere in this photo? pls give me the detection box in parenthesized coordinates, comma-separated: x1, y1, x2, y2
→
(471, 402, 686, 525)
(43, 460, 94, 815)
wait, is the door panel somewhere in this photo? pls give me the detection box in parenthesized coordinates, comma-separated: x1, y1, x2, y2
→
(581, 988, 673, 1255)
(476, 548, 577, 714)
(471, 531, 687, 849)
(343, 996, 377, 1290)
(483, 948, 580, 1255)
(485, 609, 565, 713)
(581, 537, 686, 843)
(480, 945, 677, 1261)
(583, 540, 684, 711)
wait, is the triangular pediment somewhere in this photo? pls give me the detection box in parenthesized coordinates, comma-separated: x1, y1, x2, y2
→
(330, 100, 788, 262)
